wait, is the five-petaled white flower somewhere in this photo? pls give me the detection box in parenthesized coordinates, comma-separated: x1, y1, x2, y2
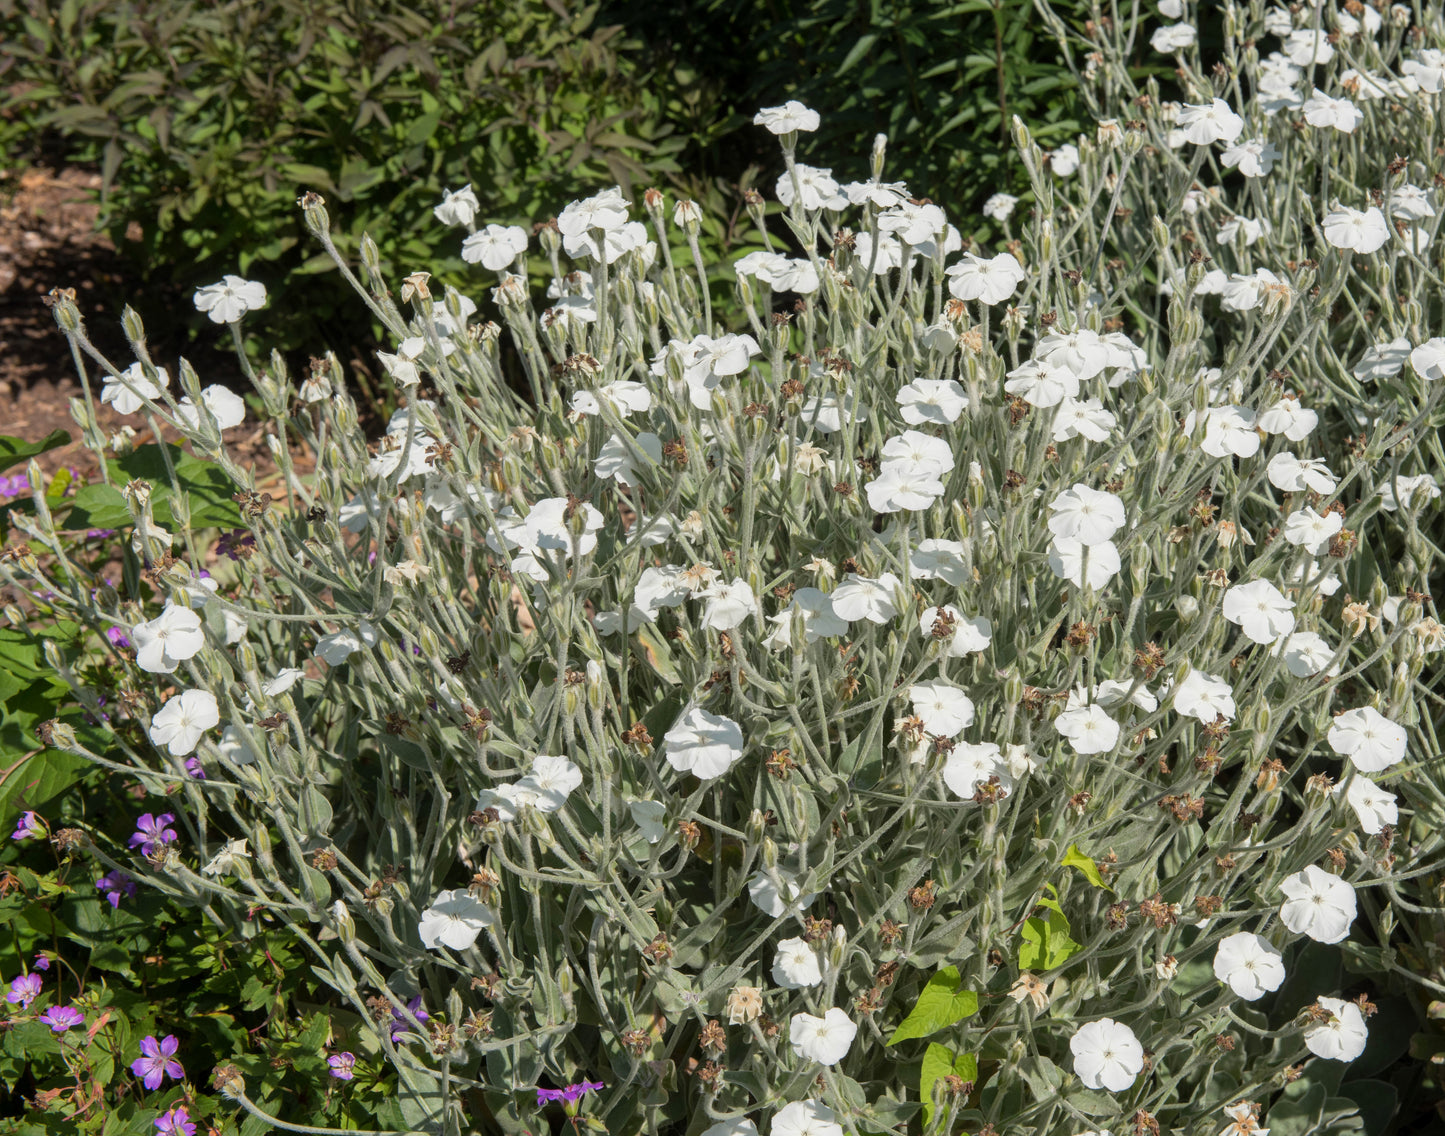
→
(462, 224, 528, 271)
(315, 621, 380, 666)
(946, 252, 1027, 305)
(1410, 338, 1445, 381)
(897, 378, 968, 425)
(193, 276, 267, 323)
(702, 577, 761, 630)
(1327, 707, 1407, 772)
(664, 707, 745, 779)
(909, 682, 975, 738)
(1170, 669, 1236, 723)
(178, 386, 247, 432)
(1222, 579, 1296, 645)
(1054, 704, 1121, 755)
(133, 604, 206, 674)
(1279, 865, 1356, 944)
(417, 888, 496, 951)
(148, 689, 220, 756)
(920, 605, 993, 656)
(789, 1008, 857, 1066)
(831, 573, 901, 625)
(1303, 996, 1369, 1061)
(1048, 536, 1122, 591)
(1176, 99, 1245, 145)
(1212, 932, 1286, 1000)
(433, 185, 480, 227)
(772, 937, 823, 988)
(747, 868, 817, 918)
(102, 363, 169, 415)
(943, 742, 1014, 802)
(771, 1101, 843, 1136)
(754, 101, 821, 134)
(1070, 1018, 1144, 1092)
(1048, 484, 1126, 547)
(1336, 775, 1398, 835)
(1322, 205, 1390, 253)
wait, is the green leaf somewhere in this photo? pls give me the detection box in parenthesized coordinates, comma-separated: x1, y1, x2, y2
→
(0, 748, 90, 824)
(1062, 844, 1112, 890)
(1018, 907, 1082, 970)
(887, 965, 979, 1045)
(0, 430, 69, 475)
(920, 1043, 977, 1128)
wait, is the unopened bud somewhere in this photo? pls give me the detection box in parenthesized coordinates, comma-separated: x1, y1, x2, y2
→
(332, 900, 356, 943)
(870, 133, 888, 181)
(761, 836, 778, 870)
(673, 200, 702, 231)
(121, 305, 147, 349)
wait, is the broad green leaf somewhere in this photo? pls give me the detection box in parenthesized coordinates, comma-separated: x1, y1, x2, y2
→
(1062, 844, 1112, 890)
(887, 965, 979, 1045)
(1018, 908, 1082, 970)
(0, 430, 69, 475)
(920, 1043, 977, 1127)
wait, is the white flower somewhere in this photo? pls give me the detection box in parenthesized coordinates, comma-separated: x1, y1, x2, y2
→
(1035, 327, 1111, 379)
(1279, 865, 1356, 943)
(262, 668, 305, 697)
(417, 888, 496, 951)
(433, 185, 480, 227)
(771, 1101, 843, 1136)
(982, 193, 1018, 221)
(1070, 1019, 1144, 1092)
(664, 707, 745, 779)
(943, 742, 1014, 802)
(1151, 23, 1197, 51)
(1170, 670, 1236, 723)
(799, 394, 864, 434)
(1388, 183, 1435, 221)
(1217, 215, 1267, 246)
(1379, 473, 1441, 511)
(518, 755, 584, 812)
(1257, 397, 1317, 440)
(628, 800, 667, 844)
(148, 689, 220, 756)
(595, 431, 663, 485)
(1220, 138, 1281, 177)
(1336, 774, 1398, 834)
(1051, 397, 1116, 443)
(1093, 679, 1157, 714)
(703, 578, 761, 630)
(920, 605, 992, 656)
(558, 186, 630, 239)
(1402, 49, 1445, 92)
(1302, 89, 1361, 132)
(1283, 506, 1342, 555)
(909, 682, 975, 738)
(897, 378, 967, 425)
(1353, 337, 1411, 382)
(177, 385, 247, 431)
(946, 252, 1026, 305)
(1286, 30, 1334, 66)
(1266, 452, 1337, 494)
(1049, 144, 1080, 176)
(748, 868, 817, 917)
(1322, 205, 1389, 253)
(1409, 338, 1445, 380)
(764, 587, 848, 650)
(1272, 630, 1338, 677)
(461, 224, 528, 270)
(865, 466, 946, 513)
(102, 363, 169, 415)
(1048, 484, 1126, 546)
(789, 1008, 856, 1066)
(831, 573, 901, 624)
(1220, 268, 1281, 312)
(132, 604, 206, 674)
(1054, 704, 1120, 755)
(1327, 707, 1407, 772)
(878, 200, 947, 246)
(217, 724, 259, 765)
(201, 838, 251, 877)
(1196, 405, 1259, 458)
(1048, 536, 1121, 590)
(315, 620, 379, 665)
(1213, 933, 1286, 1000)
(776, 165, 847, 211)
(1005, 358, 1080, 408)
(773, 938, 823, 988)
(911, 539, 969, 585)
(1222, 579, 1296, 645)
(193, 275, 267, 323)
(755, 101, 821, 134)
(1176, 99, 1245, 144)
(1304, 997, 1369, 1061)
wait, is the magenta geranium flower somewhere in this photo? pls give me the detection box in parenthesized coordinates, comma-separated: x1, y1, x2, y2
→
(537, 1079, 604, 1106)
(97, 870, 138, 909)
(154, 1105, 196, 1136)
(39, 1006, 84, 1032)
(327, 1051, 356, 1080)
(10, 811, 45, 841)
(389, 995, 429, 1041)
(6, 973, 42, 1008)
(129, 813, 177, 857)
(131, 1033, 185, 1089)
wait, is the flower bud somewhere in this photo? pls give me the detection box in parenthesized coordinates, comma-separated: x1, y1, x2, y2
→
(69, 395, 97, 435)
(332, 900, 356, 944)
(297, 190, 330, 235)
(871, 133, 888, 181)
(254, 825, 275, 875)
(761, 836, 778, 870)
(359, 233, 382, 281)
(1390, 661, 1411, 705)
(1011, 115, 1032, 152)
(50, 289, 82, 332)
(47, 720, 78, 751)
(673, 200, 702, 232)
(121, 305, 147, 350)
(1151, 215, 1170, 251)
(334, 393, 359, 438)
(1039, 218, 1054, 261)
(829, 924, 847, 969)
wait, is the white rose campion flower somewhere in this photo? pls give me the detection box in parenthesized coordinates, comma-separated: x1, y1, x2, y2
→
(832, 573, 901, 624)
(946, 252, 1027, 304)
(102, 362, 169, 415)
(772, 938, 824, 988)
(1336, 775, 1399, 834)
(1302, 89, 1361, 132)
(897, 377, 968, 425)
(866, 466, 946, 513)
(702, 577, 761, 630)
(663, 707, 745, 779)
(1222, 578, 1296, 644)
(908, 682, 975, 738)
(417, 888, 496, 951)
(1051, 397, 1116, 443)
(1151, 23, 1197, 51)
(754, 100, 821, 134)
(1196, 405, 1260, 458)
(629, 799, 667, 844)
(764, 587, 848, 649)
(1212, 932, 1286, 1000)
(1279, 865, 1357, 943)
(943, 742, 1014, 802)
(1036, 327, 1111, 379)
(315, 620, 380, 665)
(193, 275, 267, 323)
(1353, 337, 1412, 381)
(920, 605, 993, 656)
(1217, 215, 1267, 246)
(982, 192, 1018, 220)
(132, 604, 206, 674)
(706, 1121, 758, 1136)
(911, 539, 969, 585)
(1220, 138, 1281, 177)
(433, 185, 479, 227)
(1175, 99, 1245, 144)
(1048, 536, 1122, 590)
(1054, 704, 1121, 754)
(461, 224, 528, 270)
(1257, 396, 1318, 440)
(747, 868, 817, 917)
(771, 1101, 843, 1136)
(1005, 358, 1080, 408)
(148, 688, 220, 756)
(1267, 451, 1337, 494)
(177, 385, 247, 432)
(776, 165, 848, 212)
(1273, 630, 1338, 677)
(1286, 29, 1334, 66)
(789, 1008, 857, 1066)
(1283, 506, 1343, 555)
(1327, 706, 1407, 772)
(1170, 669, 1236, 723)
(1304, 997, 1369, 1061)
(1322, 205, 1390, 253)
(1379, 473, 1442, 512)
(1070, 1019, 1144, 1092)
(1049, 144, 1080, 176)
(1410, 338, 1445, 381)
(1048, 484, 1126, 546)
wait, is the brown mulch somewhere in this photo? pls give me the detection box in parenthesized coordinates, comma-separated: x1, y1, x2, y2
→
(0, 164, 306, 490)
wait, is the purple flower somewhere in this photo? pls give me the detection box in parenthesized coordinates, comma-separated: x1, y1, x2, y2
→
(154, 1105, 197, 1136)
(131, 1033, 185, 1089)
(10, 811, 45, 841)
(216, 530, 256, 561)
(39, 1006, 84, 1032)
(97, 870, 138, 909)
(6, 973, 42, 1008)
(106, 627, 132, 649)
(86, 528, 117, 540)
(389, 996, 429, 1041)
(328, 1051, 356, 1080)
(0, 473, 31, 499)
(537, 1080, 605, 1107)
(33, 953, 51, 971)
(129, 813, 177, 857)
(184, 757, 206, 780)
